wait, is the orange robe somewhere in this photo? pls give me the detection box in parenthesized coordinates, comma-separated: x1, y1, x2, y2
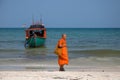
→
(58, 38, 69, 66)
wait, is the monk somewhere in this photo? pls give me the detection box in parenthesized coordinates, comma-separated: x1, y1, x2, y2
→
(58, 34, 69, 71)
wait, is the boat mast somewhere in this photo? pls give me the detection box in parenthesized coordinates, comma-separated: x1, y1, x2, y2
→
(40, 15, 43, 25)
(32, 15, 34, 25)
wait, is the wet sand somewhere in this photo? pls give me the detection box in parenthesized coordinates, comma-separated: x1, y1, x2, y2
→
(0, 58, 120, 80)
(0, 71, 120, 80)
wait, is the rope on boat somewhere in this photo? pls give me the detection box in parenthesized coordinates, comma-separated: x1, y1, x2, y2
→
(24, 37, 33, 48)
(24, 39, 29, 48)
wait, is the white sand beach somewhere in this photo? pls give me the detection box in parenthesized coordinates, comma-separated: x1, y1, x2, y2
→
(0, 55, 120, 80)
(0, 58, 120, 80)
(0, 71, 120, 80)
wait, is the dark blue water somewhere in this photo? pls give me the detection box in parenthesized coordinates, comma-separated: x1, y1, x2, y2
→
(0, 28, 120, 70)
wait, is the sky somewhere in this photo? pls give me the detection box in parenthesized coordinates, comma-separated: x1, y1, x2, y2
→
(0, 0, 120, 28)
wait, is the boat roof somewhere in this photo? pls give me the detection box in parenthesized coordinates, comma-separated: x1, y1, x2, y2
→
(26, 28, 46, 31)
(29, 24, 45, 28)
(26, 24, 46, 31)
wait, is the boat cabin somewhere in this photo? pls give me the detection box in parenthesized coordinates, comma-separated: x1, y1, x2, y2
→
(25, 24, 46, 39)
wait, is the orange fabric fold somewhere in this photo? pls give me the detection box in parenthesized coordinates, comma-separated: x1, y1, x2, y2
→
(58, 38, 69, 66)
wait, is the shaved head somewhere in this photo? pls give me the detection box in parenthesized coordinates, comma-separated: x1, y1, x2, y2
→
(62, 34, 67, 39)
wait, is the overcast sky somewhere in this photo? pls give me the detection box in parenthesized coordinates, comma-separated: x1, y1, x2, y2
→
(0, 0, 120, 28)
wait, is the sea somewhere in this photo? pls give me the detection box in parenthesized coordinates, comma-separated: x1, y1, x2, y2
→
(0, 28, 120, 71)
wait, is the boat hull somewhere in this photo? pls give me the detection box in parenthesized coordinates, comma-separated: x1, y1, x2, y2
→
(25, 37, 45, 48)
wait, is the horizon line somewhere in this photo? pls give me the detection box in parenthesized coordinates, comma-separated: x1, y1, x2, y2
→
(0, 27, 120, 29)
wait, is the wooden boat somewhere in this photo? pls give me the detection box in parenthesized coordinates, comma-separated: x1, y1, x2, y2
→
(25, 22, 46, 48)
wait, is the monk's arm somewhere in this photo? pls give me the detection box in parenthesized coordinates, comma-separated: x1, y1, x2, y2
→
(58, 40, 67, 48)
